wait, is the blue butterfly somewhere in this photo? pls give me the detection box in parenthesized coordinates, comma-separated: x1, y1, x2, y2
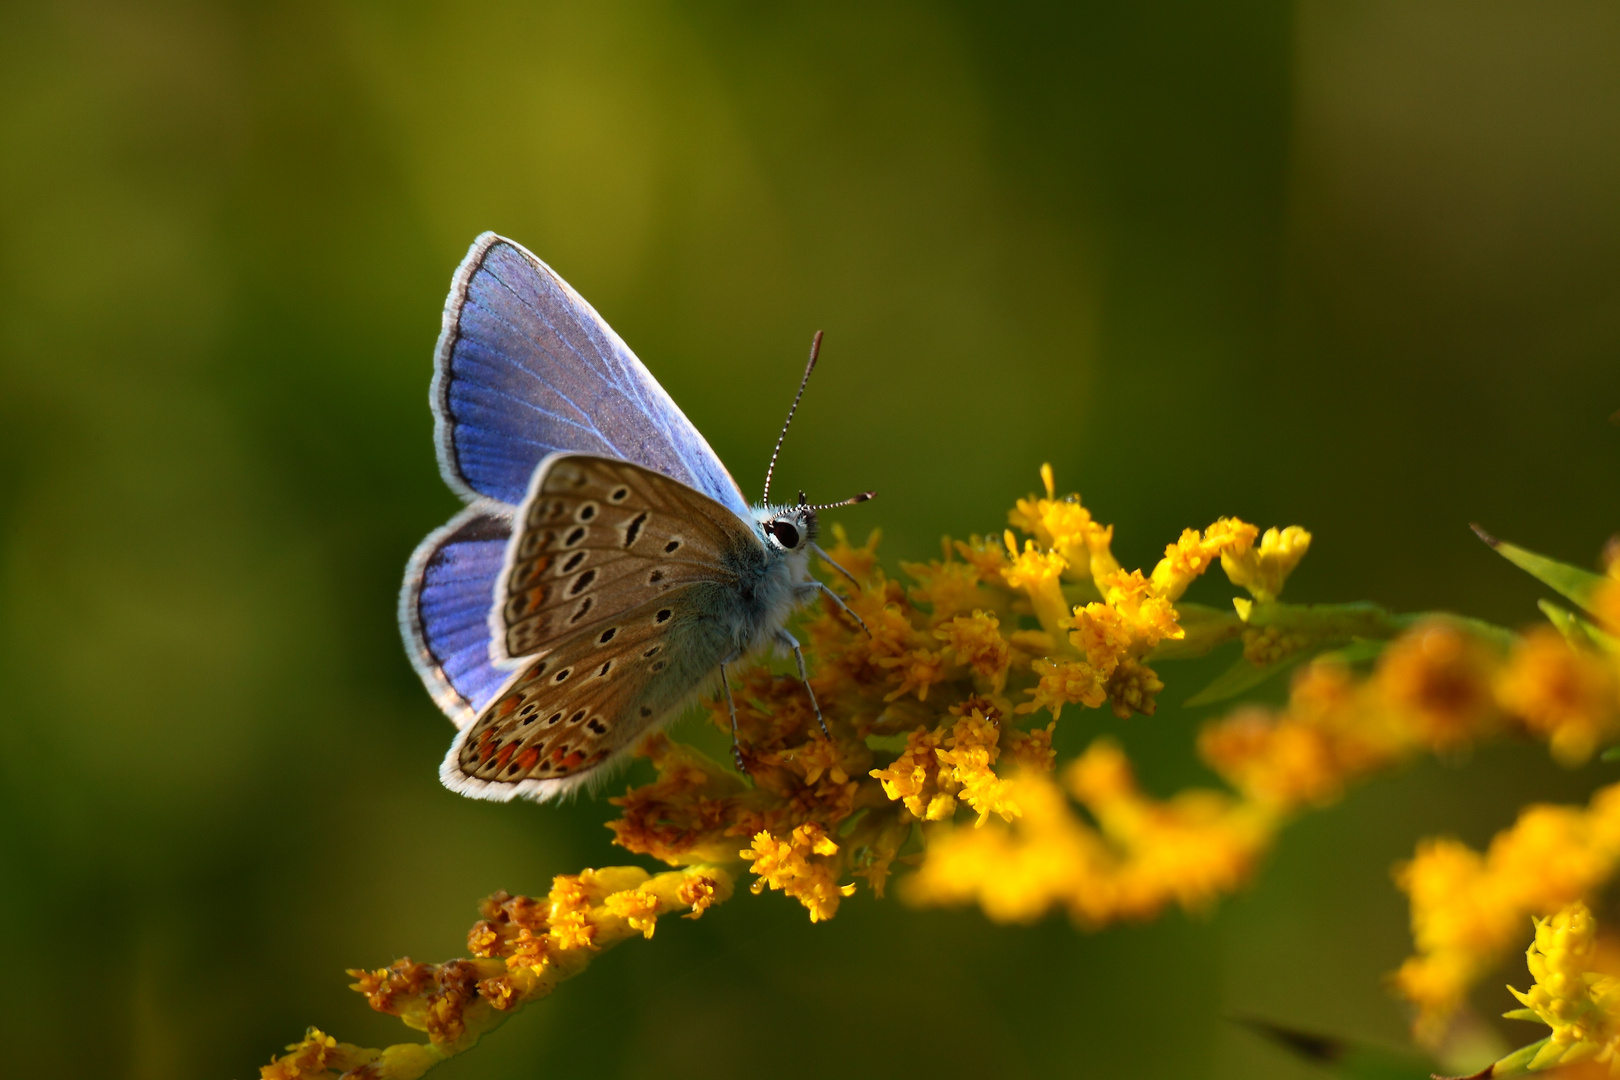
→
(400, 233, 871, 802)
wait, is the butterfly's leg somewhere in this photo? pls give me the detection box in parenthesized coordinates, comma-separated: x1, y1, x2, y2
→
(798, 580, 871, 637)
(718, 652, 747, 774)
(810, 542, 861, 589)
(776, 628, 830, 739)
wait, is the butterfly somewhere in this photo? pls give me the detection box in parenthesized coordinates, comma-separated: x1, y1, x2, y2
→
(399, 233, 872, 802)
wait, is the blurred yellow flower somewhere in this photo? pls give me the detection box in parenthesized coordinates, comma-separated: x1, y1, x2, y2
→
(1498, 626, 1620, 766)
(1393, 784, 1620, 1044)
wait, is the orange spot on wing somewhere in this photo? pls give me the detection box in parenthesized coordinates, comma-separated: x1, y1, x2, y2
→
(559, 750, 586, 770)
(495, 744, 516, 769)
(516, 747, 540, 771)
(497, 696, 520, 717)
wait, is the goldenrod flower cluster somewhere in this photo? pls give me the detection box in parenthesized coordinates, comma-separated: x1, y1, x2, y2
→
(262, 469, 1620, 1078)
(259, 865, 729, 1079)
(1393, 785, 1620, 1047)
(601, 465, 1315, 927)
(1473, 901, 1620, 1077)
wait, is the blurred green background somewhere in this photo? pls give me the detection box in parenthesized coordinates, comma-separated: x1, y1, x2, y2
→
(2, 2, 1618, 1078)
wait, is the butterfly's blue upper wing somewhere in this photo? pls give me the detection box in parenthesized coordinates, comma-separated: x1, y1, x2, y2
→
(431, 233, 751, 521)
(400, 501, 516, 726)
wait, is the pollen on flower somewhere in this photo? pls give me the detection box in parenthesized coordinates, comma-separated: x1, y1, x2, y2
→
(818, 522, 882, 585)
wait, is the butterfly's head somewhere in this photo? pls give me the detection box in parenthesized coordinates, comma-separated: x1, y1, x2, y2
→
(757, 489, 875, 555)
(759, 504, 818, 554)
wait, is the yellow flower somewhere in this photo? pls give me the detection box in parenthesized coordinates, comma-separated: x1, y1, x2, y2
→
(902, 772, 1108, 924)
(1497, 627, 1620, 766)
(1096, 569, 1184, 654)
(741, 823, 855, 923)
(262, 1029, 376, 1080)
(817, 521, 882, 585)
(904, 553, 997, 624)
(870, 725, 952, 820)
(904, 739, 1275, 927)
(603, 889, 662, 939)
(1503, 903, 1620, 1072)
(1198, 706, 1348, 810)
(269, 868, 731, 1078)
(953, 534, 1013, 589)
(1008, 464, 1120, 583)
(547, 874, 598, 952)
(1071, 602, 1133, 674)
(1019, 657, 1107, 719)
(879, 646, 949, 702)
(1375, 621, 1502, 751)
(1002, 530, 1073, 638)
(936, 707, 1019, 825)
(1221, 525, 1312, 603)
(1393, 783, 1620, 1044)
(934, 610, 1013, 690)
(1150, 518, 1258, 603)
(1005, 721, 1058, 773)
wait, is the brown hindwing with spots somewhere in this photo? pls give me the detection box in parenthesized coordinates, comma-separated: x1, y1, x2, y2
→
(494, 454, 752, 661)
(455, 595, 699, 786)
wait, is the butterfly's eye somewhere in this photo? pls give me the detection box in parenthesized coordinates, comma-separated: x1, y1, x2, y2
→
(769, 519, 801, 549)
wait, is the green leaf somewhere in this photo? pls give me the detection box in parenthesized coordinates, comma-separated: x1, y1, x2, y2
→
(1538, 599, 1595, 648)
(1231, 1017, 1437, 1079)
(1600, 744, 1620, 763)
(1183, 651, 1313, 708)
(1537, 599, 1620, 656)
(1473, 524, 1606, 615)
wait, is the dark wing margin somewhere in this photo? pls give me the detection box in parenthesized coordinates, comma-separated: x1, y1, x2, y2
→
(399, 500, 515, 728)
(429, 232, 752, 519)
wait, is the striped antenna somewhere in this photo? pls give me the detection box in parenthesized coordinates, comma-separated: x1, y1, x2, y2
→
(806, 491, 875, 511)
(762, 330, 822, 505)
